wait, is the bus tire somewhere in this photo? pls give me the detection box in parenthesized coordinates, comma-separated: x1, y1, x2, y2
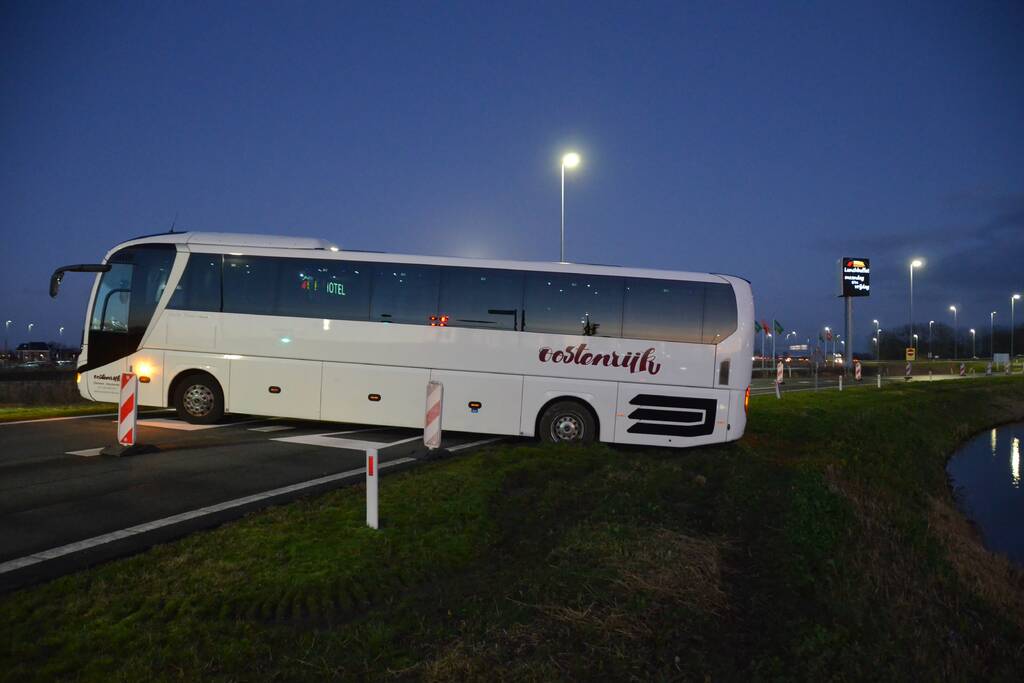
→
(538, 400, 596, 445)
(173, 373, 224, 424)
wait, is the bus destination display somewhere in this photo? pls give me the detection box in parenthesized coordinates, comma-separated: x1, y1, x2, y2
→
(840, 257, 870, 297)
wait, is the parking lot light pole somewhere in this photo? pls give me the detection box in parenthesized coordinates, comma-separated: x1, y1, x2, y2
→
(560, 152, 581, 263)
(949, 306, 957, 359)
(1013, 294, 1021, 361)
(990, 311, 996, 360)
(909, 259, 922, 348)
(929, 320, 934, 358)
(969, 329, 976, 358)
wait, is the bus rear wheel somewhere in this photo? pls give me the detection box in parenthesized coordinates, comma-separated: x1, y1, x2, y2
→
(539, 400, 596, 445)
(173, 374, 224, 424)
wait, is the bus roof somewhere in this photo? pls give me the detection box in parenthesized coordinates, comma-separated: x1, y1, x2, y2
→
(113, 231, 740, 285)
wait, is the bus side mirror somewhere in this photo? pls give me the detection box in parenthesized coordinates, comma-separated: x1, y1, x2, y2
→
(49, 264, 111, 298)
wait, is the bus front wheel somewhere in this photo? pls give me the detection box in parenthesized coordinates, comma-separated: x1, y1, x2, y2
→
(173, 373, 224, 424)
(538, 400, 596, 445)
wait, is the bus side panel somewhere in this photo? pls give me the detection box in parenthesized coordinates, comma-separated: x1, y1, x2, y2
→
(727, 388, 747, 441)
(321, 363, 430, 429)
(429, 370, 523, 435)
(613, 382, 730, 447)
(229, 358, 323, 420)
(520, 377, 618, 441)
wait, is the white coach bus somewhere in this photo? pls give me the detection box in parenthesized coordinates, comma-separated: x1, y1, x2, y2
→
(50, 232, 754, 448)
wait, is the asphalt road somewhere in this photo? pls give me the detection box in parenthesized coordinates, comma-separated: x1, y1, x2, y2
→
(0, 410, 502, 591)
(750, 372, 981, 395)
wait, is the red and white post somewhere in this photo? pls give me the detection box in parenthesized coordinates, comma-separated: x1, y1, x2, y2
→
(366, 447, 378, 529)
(424, 381, 443, 450)
(118, 372, 138, 447)
(774, 360, 783, 399)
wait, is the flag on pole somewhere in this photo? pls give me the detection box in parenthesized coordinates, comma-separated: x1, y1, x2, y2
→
(774, 320, 784, 335)
(761, 319, 770, 334)
(754, 320, 762, 333)
(819, 332, 825, 343)
(825, 329, 833, 341)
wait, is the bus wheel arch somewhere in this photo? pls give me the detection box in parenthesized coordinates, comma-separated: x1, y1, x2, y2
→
(535, 396, 599, 445)
(169, 370, 225, 424)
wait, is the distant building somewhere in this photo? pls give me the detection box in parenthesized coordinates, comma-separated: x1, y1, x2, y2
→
(15, 342, 53, 364)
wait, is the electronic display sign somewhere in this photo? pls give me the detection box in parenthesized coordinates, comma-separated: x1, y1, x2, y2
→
(840, 257, 870, 297)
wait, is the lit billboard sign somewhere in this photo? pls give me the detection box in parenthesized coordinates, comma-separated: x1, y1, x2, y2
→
(840, 257, 870, 297)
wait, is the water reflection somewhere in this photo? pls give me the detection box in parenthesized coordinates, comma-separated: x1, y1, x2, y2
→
(1012, 437, 1020, 489)
(947, 421, 1024, 565)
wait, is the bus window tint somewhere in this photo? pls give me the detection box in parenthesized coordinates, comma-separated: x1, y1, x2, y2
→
(524, 273, 623, 337)
(702, 283, 738, 343)
(276, 259, 370, 320)
(439, 267, 523, 330)
(90, 245, 176, 334)
(168, 254, 221, 312)
(370, 264, 440, 325)
(223, 255, 280, 315)
(623, 278, 704, 343)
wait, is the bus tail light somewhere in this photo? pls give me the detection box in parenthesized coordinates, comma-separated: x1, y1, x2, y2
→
(744, 386, 750, 414)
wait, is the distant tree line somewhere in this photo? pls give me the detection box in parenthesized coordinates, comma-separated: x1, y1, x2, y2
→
(865, 322, 1023, 360)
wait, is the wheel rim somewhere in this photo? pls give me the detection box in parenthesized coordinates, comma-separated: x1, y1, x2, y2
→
(551, 413, 584, 442)
(182, 384, 215, 417)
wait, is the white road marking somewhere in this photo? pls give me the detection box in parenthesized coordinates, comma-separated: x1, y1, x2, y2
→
(447, 437, 503, 452)
(134, 417, 263, 431)
(0, 457, 416, 576)
(247, 425, 295, 432)
(67, 447, 104, 457)
(272, 433, 422, 451)
(0, 409, 174, 427)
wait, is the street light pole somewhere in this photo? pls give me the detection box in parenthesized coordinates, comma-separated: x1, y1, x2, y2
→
(949, 306, 957, 359)
(560, 152, 581, 263)
(929, 320, 934, 359)
(990, 311, 996, 360)
(970, 329, 975, 358)
(909, 259, 922, 349)
(1013, 294, 1021, 362)
(873, 319, 880, 359)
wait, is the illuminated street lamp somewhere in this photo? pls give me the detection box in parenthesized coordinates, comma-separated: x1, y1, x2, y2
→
(909, 259, 923, 347)
(1013, 294, 1022, 361)
(560, 151, 581, 263)
(913, 333, 919, 351)
(873, 319, 880, 359)
(928, 320, 934, 359)
(27, 322, 34, 334)
(873, 336, 879, 358)
(969, 329, 976, 358)
(59, 326, 65, 336)
(949, 306, 957, 359)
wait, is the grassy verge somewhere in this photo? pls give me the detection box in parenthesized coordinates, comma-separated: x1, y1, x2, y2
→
(2, 379, 1024, 680)
(0, 402, 116, 422)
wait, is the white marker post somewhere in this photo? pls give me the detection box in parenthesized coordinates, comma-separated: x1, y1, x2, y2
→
(424, 381, 443, 450)
(854, 360, 862, 382)
(960, 362, 966, 377)
(366, 447, 378, 529)
(117, 372, 138, 447)
(876, 369, 881, 388)
(774, 361, 783, 399)
(838, 374, 843, 391)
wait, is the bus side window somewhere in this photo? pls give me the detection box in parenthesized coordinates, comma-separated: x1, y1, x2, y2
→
(223, 255, 281, 316)
(276, 258, 370, 321)
(370, 263, 440, 325)
(168, 254, 222, 312)
(523, 272, 623, 337)
(622, 278, 704, 343)
(439, 267, 523, 331)
(702, 283, 737, 344)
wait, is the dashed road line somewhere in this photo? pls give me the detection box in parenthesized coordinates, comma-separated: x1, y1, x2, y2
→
(134, 417, 263, 431)
(247, 425, 295, 432)
(447, 437, 503, 452)
(0, 409, 174, 427)
(0, 457, 416, 576)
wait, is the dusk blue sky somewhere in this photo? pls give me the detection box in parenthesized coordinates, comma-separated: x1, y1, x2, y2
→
(2, 1, 1022, 353)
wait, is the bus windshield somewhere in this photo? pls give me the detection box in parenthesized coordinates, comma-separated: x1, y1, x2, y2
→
(90, 244, 176, 336)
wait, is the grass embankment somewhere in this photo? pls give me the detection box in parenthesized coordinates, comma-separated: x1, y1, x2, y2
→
(0, 403, 115, 423)
(3, 379, 1024, 680)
